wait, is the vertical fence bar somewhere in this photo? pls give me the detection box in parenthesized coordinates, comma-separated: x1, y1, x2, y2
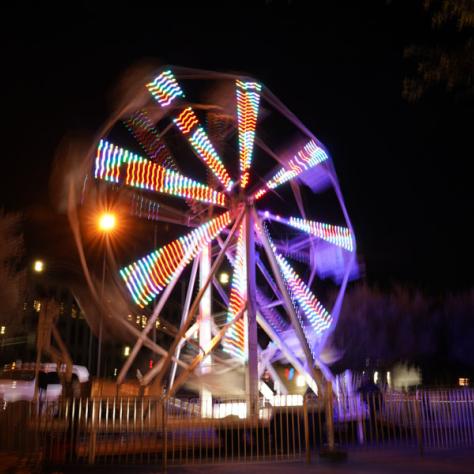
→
(303, 396, 310, 464)
(414, 394, 423, 456)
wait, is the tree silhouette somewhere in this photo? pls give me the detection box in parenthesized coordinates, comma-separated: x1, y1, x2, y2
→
(403, 0, 474, 101)
(0, 211, 25, 335)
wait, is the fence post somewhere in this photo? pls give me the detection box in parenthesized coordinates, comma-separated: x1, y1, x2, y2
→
(303, 395, 311, 464)
(88, 399, 97, 465)
(325, 380, 335, 451)
(162, 400, 167, 472)
(414, 394, 424, 456)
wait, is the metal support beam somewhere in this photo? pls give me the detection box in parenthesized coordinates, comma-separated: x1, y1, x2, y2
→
(199, 242, 212, 415)
(165, 306, 246, 399)
(117, 262, 186, 385)
(245, 205, 259, 411)
(253, 208, 324, 393)
(257, 312, 318, 395)
(143, 207, 245, 388)
(118, 318, 189, 370)
(169, 255, 200, 388)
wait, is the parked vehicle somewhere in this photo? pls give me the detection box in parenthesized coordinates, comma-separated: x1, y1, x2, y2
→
(0, 363, 90, 404)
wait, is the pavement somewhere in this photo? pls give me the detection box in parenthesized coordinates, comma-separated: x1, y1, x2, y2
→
(28, 448, 474, 474)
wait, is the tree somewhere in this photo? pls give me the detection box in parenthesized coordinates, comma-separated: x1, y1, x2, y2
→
(0, 211, 25, 335)
(403, 0, 474, 101)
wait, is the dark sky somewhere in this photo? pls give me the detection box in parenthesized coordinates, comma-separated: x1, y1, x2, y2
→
(1, 2, 472, 293)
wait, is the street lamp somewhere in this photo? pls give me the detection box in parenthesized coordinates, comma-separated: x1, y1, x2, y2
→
(33, 260, 44, 273)
(98, 213, 116, 232)
(96, 212, 117, 378)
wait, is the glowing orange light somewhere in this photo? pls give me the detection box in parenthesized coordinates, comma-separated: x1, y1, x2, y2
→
(98, 213, 116, 232)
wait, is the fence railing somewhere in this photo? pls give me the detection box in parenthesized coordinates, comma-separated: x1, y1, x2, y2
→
(1, 389, 474, 467)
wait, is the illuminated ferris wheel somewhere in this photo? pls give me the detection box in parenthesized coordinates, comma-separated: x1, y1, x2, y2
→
(91, 66, 356, 401)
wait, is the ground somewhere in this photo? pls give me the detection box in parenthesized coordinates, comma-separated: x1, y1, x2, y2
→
(3, 448, 465, 473)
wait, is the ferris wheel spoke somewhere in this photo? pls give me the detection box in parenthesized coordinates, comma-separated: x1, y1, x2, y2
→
(147, 69, 234, 191)
(274, 249, 332, 334)
(264, 213, 354, 252)
(124, 109, 176, 169)
(256, 212, 332, 336)
(222, 222, 247, 361)
(235, 80, 262, 189)
(120, 211, 233, 307)
(253, 139, 329, 200)
(141, 208, 246, 388)
(94, 139, 227, 207)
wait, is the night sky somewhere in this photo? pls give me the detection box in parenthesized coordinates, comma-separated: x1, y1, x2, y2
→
(1, 2, 472, 293)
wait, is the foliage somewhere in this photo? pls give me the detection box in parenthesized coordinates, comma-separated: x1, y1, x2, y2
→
(403, 0, 474, 101)
(0, 211, 25, 332)
(333, 283, 474, 378)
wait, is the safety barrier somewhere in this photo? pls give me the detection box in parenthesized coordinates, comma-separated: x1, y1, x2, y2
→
(1, 388, 474, 467)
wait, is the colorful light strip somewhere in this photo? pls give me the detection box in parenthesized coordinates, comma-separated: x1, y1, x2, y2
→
(124, 110, 175, 169)
(254, 140, 329, 199)
(94, 140, 226, 206)
(222, 223, 247, 361)
(120, 212, 232, 307)
(94, 139, 124, 183)
(287, 217, 353, 252)
(146, 70, 184, 107)
(271, 243, 332, 334)
(236, 80, 262, 189)
(172, 107, 234, 191)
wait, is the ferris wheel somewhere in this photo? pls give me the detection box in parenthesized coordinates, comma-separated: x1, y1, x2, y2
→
(90, 66, 356, 401)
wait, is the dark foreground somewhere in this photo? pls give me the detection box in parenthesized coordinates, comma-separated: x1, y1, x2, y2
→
(1, 449, 467, 473)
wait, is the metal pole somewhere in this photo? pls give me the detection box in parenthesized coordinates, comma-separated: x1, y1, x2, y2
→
(117, 262, 186, 385)
(199, 243, 213, 416)
(96, 244, 106, 378)
(253, 209, 324, 392)
(169, 255, 200, 388)
(245, 205, 258, 415)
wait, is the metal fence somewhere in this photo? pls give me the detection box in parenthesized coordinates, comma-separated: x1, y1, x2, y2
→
(1, 389, 474, 468)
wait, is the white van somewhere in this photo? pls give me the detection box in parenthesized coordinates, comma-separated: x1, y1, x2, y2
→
(0, 363, 90, 403)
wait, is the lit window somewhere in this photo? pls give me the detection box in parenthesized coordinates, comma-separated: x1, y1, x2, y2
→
(0, 326, 5, 335)
(33, 300, 41, 312)
(459, 378, 470, 387)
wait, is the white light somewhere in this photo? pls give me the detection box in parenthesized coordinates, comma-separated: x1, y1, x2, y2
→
(219, 272, 230, 285)
(124, 346, 130, 357)
(373, 371, 379, 384)
(296, 374, 306, 387)
(0, 326, 5, 335)
(33, 260, 44, 273)
(213, 402, 247, 419)
(98, 213, 116, 232)
(387, 371, 391, 386)
(113, 368, 118, 377)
